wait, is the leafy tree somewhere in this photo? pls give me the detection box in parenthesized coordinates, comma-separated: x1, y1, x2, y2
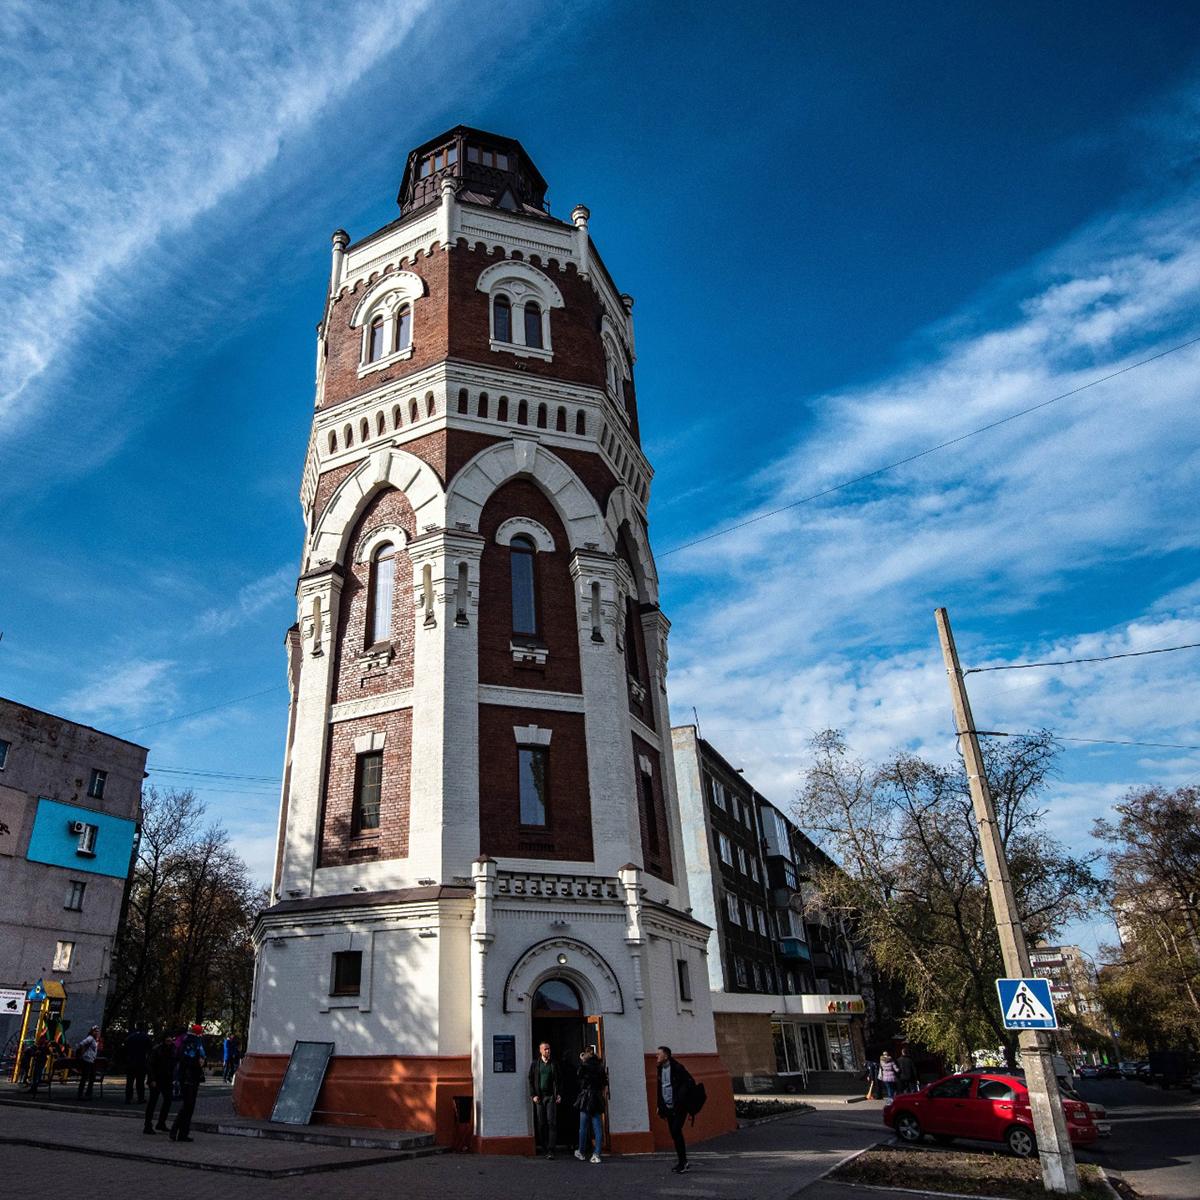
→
(1093, 786, 1200, 1048)
(106, 787, 265, 1036)
(798, 730, 1101, 1067)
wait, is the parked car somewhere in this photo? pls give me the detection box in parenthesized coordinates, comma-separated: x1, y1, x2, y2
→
(1097, 1064, 1121, 1079)
(1078, 1064, 1100, 1078)
(1118, 1060, 1142, 1079)
(883, 1073, 1099, 1158)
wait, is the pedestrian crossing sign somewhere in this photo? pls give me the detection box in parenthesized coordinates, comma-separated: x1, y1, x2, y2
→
(996, 978, 1058, 1030)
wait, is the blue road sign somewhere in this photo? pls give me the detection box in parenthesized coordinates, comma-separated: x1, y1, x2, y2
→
(996, 977, 1058, 1030)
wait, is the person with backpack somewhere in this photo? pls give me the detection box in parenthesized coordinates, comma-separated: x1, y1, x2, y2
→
(169, 1024, 206, 1142)
(573, 1046, 609, 1164)
(655, 1046, 698, 1175)
(144, 1030, 176, 1134)
(877, 1050, 898, 1099)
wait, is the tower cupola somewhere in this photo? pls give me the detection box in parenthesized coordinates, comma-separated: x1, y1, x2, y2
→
(398, 125, 550, 218)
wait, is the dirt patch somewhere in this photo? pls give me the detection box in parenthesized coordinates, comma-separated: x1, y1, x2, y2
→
(832, 1144, 1116, 1199)
(735, 1098, 814, 1121)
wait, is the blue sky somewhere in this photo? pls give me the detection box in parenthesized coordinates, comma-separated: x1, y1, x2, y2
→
(2, 1, 1198, 957)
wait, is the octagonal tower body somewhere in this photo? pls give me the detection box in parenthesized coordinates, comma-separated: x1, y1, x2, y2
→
(237, 127, 735, 1151)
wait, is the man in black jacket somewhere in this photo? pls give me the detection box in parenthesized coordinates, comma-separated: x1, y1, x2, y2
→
(655, 1046, 695, 1174)
(125, 1022, 152, 1104)
(144, 1031, 176, 1134)
(528, 1042, 561, 1158)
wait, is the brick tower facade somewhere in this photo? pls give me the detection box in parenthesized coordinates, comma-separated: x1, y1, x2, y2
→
(236, 127, 735, 1152)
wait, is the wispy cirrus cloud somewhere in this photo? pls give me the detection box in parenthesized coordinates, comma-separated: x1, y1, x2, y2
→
(0, 0, 435, 438)
(665, 111, 1200, 861)
(194, 563, 295, 636)
(58, 657, 179, 727)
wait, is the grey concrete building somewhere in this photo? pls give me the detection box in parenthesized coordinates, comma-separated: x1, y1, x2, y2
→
(0, 697, 146, 1055)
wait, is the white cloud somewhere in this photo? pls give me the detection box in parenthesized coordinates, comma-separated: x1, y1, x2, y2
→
(664, 155, 1200, 860)
(58, 657, 178, 726)
(0, 0, 434, 437)
(195, 563, 295, 635)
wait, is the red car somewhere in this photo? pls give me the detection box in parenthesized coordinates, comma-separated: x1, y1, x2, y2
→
(883, 1072, 1099, 1158)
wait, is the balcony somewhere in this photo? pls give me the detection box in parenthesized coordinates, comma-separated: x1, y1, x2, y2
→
(778, 938, 811, 961)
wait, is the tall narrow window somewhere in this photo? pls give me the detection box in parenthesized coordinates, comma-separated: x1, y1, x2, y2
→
(87, 769, 107, 799)
(457, 388, 469, 414)
(536, 403, 547, 429)
(575, 410, 586, 436)
(517, 399, 528, 425)
(395, 305, 412, 351)
(677, 959, 692, 1003)
(493, 295, 512, 342)
(639, 765, 660, 854)
(352, 751, 383, 832)
(518, 746, 549, 826)
(368, 316, 386, 362)
(65, 881, 86, 911)
(524, 302, 543, 348)
(509, 535, 537, 637)
(0, 738, 9, 769)
(366, 544, 395, 645)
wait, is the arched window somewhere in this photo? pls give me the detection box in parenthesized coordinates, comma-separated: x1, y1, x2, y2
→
(376, 412, 386, 436)
(477, 391, 488, 418)
(425, 391, 435, 417)
(360, 417, 369, 442)
(395, 304, 412, 352)
(368, 316, 386, 362)
(457, 388, 469, 414)
(493, 295, 512, 343)
(575, 410, 586, 435)
(556, 406, 567, 432)
(532, 979, 582, 1015)
(536, 403, 547, 429)
(516, 399, 528, 425)
(410, 398, 419, 423)
(366, 543, 396, 645)
(497, 395, 509, 422)
(392, 404, 402, 429)
(509, 535, 537, 637)
(328, 431, 338, 453)
(344, 423, 354, 447)
(523, 301, 543, 348)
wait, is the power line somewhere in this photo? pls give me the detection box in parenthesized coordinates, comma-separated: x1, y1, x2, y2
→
(963, 641, 1200, 675)
(118, 685, 284, 736)
(147, 765, 280, 783)
(659, 334, 1200, 559)
(974, 731, 1200, 752)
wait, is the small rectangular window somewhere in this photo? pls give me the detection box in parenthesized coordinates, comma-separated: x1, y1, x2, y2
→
(757, 908, 768, 937)
(0, 738, 9, 769)
(726, 893, 740, 925)
(744, 899, 755, 927)
(65, 881, 86, 911)
(331, 950, 362, 996)
(734, 957, 748, 988)
(352, 752, 382, 833)
(467, 145, 480, 163)
(518, 746, 549, 827)
(76, 824, 98, 856)
(677, 959, 692, 1003)
(737, 846, 748, 875)
(420, 156, 432, 178)
(749, 857, 760, 883)
(446, 145, 458, 166)
(88, 769, 107, 799)
(717, 832, 732, 865)
(53, 940, 74, 971)
(495, 152, 509, 171)
(709, 776, 725, 811)
(482, 149, 494, 167)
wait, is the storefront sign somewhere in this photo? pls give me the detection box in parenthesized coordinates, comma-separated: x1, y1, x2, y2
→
(825, 998, 865, 1015)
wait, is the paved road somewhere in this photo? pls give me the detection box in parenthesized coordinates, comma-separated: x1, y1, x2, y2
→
(1074, 1077, 1200, 1200)
(0, 1101, 889, 1199)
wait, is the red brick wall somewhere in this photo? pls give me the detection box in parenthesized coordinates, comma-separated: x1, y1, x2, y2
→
(633, 734, 672, 883)
(314, 462, 358, 525)
(477, 479, 582, 694)
(320, 708, 412, 865)
(332, 488, 417, 704)
(478, 705, 592, 862)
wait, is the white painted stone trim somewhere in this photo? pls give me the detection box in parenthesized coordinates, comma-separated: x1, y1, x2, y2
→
(513, 724, 552, 746)
(350, 270, 428, 328)
(329, 688, 413, 724)
(478, 685, 584, 712)
(494, 516, 555, 552)
(353, 730, 386, 754)
(354, 523, 410, 563)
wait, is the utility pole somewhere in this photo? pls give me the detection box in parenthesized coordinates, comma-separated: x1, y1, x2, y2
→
(936, 608, 1080, 1196)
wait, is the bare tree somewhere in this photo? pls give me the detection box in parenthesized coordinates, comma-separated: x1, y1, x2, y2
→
(798, 730, 1100, 1066)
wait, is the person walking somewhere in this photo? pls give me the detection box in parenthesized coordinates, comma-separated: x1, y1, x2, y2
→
(125, 1022, 152, 1104)
(76, 1026, 101, 1100)
(222, 1032, 241, 1083)
(169, 1024, 206, 1142)
(528, 1041, 561, 1158)
(864, 1055, 879, 1101)
(26, 1031, 50, 1095)
(573, 1046, 608, 1164)
(877, 1050, 898, 1100)
(655, 1046, 695, 1175)
(897, 1047, 918, 1094)
(144, 1030, 176, 1134)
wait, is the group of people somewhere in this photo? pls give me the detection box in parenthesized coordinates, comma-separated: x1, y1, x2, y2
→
(867, 1047, 919, 1099)
(528, 1042, 699, 1175)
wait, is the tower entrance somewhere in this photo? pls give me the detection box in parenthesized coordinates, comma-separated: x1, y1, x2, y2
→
(530, 979, 588, 1146)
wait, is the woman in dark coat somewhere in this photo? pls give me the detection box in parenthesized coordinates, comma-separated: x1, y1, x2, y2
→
(573, 1047, 609, 1164)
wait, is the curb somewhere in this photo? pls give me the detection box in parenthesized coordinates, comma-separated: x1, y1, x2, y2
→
(736, 1103, 816, 1128)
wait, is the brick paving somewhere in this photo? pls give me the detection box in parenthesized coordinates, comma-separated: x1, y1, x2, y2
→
(0, 1102, 897, 1198)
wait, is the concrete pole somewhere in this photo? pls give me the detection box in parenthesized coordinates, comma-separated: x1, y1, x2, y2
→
(936, 607, 1080, 1196)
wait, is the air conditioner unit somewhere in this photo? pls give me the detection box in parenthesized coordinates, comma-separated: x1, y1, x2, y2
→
(70, 820, 86, 834)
